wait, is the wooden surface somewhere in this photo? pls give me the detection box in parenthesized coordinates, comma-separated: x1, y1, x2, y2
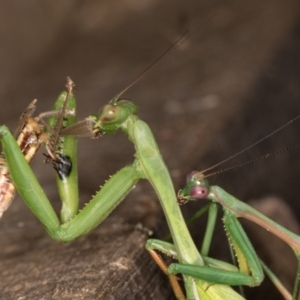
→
(0, 1, 300, 299)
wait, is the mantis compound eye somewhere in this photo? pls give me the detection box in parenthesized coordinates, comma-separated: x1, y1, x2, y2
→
(100, 105, 120, 122)
(189, 186, 209, 200)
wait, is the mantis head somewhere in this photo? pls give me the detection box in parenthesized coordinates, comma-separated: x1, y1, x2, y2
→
(177, 171, 210, 205)
(88, 100, 139, 137)
(60, 99, 138, 138)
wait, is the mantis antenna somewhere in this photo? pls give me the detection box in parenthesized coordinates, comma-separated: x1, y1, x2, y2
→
(112, 14, 217, 101)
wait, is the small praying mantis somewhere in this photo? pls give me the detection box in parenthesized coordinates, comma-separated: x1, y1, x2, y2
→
(172, 169, 300, 299)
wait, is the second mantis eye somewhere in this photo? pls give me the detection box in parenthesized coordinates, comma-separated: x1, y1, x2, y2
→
(189, 186, 209, 200)
(100, 105, 120, 122)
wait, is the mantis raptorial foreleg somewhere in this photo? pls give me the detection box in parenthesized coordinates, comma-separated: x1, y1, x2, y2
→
(44, 78, 79, 223)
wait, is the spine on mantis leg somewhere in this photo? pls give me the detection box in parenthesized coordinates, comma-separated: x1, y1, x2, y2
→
(47, 88, 79, 223)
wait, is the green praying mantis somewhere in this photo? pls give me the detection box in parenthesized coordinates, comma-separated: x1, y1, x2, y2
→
(0, 77, 300, 299)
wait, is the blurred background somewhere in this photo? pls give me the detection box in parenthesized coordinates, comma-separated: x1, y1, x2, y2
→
(0, 1, 300, 299)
